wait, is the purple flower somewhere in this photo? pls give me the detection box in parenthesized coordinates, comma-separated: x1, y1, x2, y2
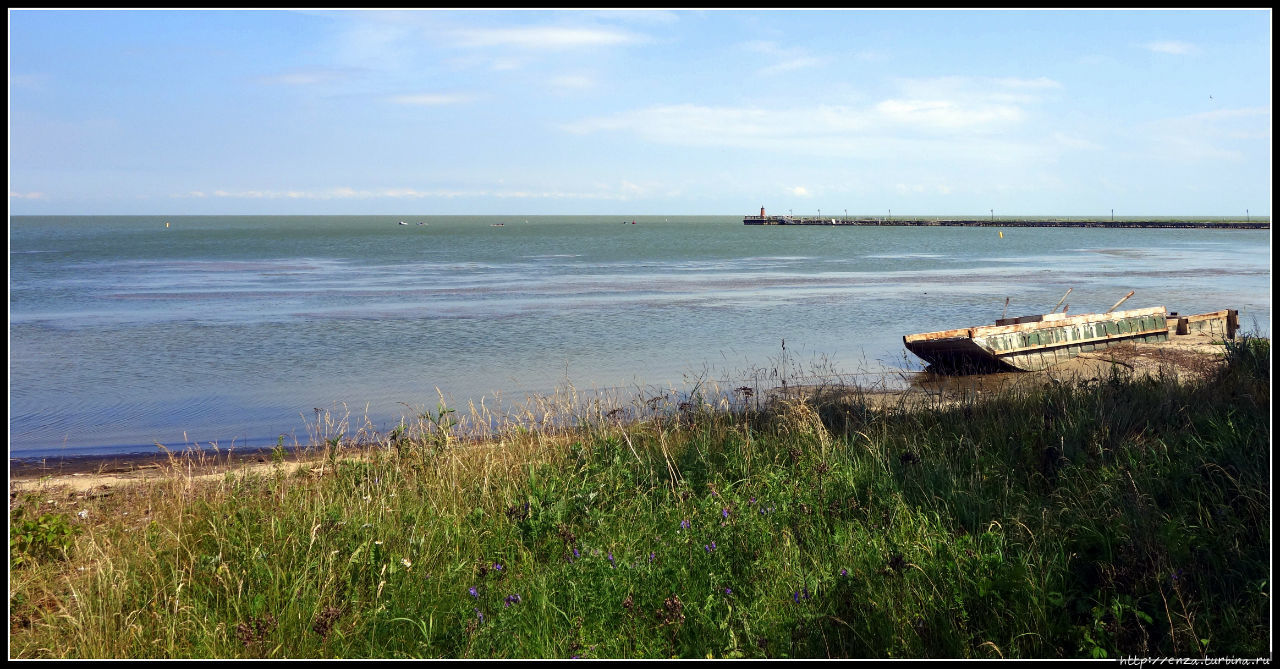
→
(749, 497, 756, 504)
(493, 562, 503, 571)
(474, 607, 484, 621)
(722, 508, 730, 519)
(724, 587, 732, 595)
(649, 552, 656, 562)
(840, 568, 848, 577)
(504, 593, 522, 608)
(793, 591, 800, 603)
(608, 552, 615, 567)
(680, 519, 690, 530)
(469, 587, 479, 598)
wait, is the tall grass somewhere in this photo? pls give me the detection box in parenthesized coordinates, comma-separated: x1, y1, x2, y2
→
(9, 338, 1270, 658)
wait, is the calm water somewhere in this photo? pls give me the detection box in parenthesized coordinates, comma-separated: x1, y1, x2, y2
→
(9, 215, 1271, 458)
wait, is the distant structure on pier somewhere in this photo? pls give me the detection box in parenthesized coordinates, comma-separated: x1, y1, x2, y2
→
(742, 208, 1268, 230)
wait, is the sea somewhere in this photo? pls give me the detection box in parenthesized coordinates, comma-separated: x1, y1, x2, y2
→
(8, 215, 1272, 460)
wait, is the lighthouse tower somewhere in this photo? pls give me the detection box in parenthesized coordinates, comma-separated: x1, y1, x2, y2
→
(760, 206, 766, 217)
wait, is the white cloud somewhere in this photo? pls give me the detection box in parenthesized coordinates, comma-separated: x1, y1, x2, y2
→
(742, 40, 828, 76)
(875, 99, 1023, 129)
(387, 93, 477, 106)
(1135, 106, 1272, 161)
(853, 50, 888, 62)
(1142, 41, 1197, 55)
(559, 71, 1091, 171)
(258, 69, 356, 86)
(1050, 132, 1105, 152)
(788, 186, 811, 197)
(452, 26, 644, 50)
(760, 56, 825, 76)
(891, 75, 1062, 105)
(549, 74, 595, 90)
(565, 91, 1032, 155)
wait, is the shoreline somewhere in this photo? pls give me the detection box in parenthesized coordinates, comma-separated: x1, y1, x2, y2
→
(9, 331, 1239, 494)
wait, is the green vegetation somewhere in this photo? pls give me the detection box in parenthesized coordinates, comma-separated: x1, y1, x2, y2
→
(9, 338, 1270, 658)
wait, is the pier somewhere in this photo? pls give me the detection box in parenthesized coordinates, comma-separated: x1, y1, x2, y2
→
(742, 215, 1269, 230)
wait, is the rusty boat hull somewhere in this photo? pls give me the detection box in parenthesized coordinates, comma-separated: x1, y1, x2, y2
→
(904, 307, 1238, 373)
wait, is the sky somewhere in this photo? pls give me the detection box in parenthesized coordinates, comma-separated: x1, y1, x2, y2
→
(7, 9, 1273, 216)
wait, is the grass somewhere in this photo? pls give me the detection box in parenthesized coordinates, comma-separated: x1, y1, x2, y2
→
(8, 337, 1270, 658)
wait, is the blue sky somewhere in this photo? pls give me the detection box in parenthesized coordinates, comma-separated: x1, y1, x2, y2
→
(7, 9, 1272, 216)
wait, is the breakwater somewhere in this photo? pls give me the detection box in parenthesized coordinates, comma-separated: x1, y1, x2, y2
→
(743, 216, 1269, 230)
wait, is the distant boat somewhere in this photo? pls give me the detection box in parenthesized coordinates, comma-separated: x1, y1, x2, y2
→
(491, 223, 505, 227)
(398, 221, 408, 226)
(418, 222, 426, 226)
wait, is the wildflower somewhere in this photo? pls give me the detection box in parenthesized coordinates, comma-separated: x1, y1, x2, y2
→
(401, 558, 412, 569)
(840, 568, 848, 577)
(749, 497, 756, 505)
(573, 548, 580, 558)
(649, 552, 656, 562)
(724, 587, 732, 595)
(680, 519, 691, 530)
(722, 508, 730, 519)
(803, 587, 811, 600)
(793, 591, 800, 603)
(504, 593, 523, 607)
(607, 552, 615, 567)
(469, 587, 479, 598)
(493, 562, 503, 572)
(474, 608, 484, 622)
(77, 509, 88, 519)
(704, 541, 716, 553)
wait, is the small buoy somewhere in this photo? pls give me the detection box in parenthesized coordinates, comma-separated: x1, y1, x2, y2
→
(998, 230, 1003, 238)
(165, 221, 170, 228)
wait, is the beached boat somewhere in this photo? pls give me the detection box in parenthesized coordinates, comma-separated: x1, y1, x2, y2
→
(904, 305, 1238, 372)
